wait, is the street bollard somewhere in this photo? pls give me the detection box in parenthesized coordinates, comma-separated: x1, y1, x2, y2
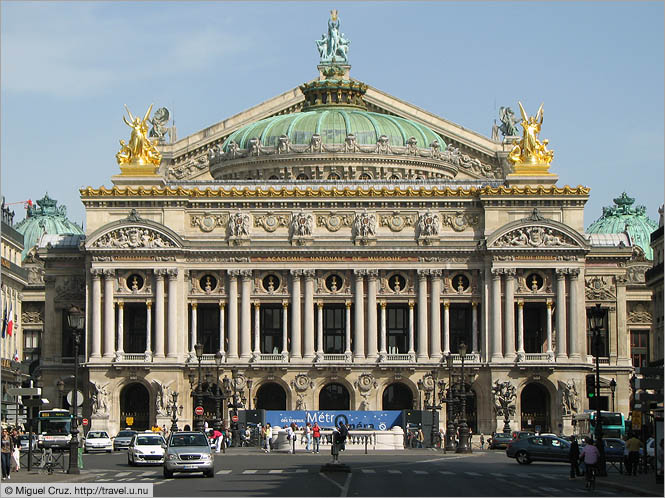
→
(78, 447, 84, 469)
(364, 435, 368, 454)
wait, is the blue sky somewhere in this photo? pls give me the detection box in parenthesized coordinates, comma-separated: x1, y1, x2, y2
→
(2, 1, 663, 230)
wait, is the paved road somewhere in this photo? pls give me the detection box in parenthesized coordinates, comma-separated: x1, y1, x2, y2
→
(69, 449, 638, 497)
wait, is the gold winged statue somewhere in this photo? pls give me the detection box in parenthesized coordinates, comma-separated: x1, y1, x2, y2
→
(116, 104, 162, 167)
(508, 102, 554, 167)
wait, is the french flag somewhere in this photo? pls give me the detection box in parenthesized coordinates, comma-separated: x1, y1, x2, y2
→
(7, 303, 13, 337)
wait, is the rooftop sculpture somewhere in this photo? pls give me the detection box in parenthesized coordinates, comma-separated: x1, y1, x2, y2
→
(116, 104, 162, 167)
(316, 9, 350, 64)
(508, 102, 554, 167)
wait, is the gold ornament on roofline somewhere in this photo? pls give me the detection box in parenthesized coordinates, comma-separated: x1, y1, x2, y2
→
(116, 104, 162, 174)
(508, 102, 554, 172)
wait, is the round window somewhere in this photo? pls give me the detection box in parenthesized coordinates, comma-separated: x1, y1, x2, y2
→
(262, 274, 280, 292)
(359, 173, 371, 180)
(527, 273, 543, 291)
(388, 274, 406, 293)
(128, 274, 144, 292)
(452, 274, 470, 292)
(328, 172, 341, 180)
(200, 275, 217, 292)
(296, 173, 309, 180)
(325, 274, 343, 293)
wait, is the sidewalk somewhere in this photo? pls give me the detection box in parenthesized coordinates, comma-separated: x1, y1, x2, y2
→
(595, 470, 664, 496)
(4, 467, 93, 483)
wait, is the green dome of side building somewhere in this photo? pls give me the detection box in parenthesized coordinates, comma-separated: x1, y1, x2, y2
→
(587, 192, 658, 259)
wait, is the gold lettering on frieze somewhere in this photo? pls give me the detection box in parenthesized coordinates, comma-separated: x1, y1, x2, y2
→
(513, 255, 556, 260)
(251, 256, 419, 262)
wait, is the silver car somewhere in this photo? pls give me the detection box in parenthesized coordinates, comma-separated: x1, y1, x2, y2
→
(163, 432, 214, 478)
(114, 430, 138, 451)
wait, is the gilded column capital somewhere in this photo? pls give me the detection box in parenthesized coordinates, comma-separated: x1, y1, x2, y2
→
(303, 269, 316, 279)
(219, 301, 226, 309)
(430, 269, 442, 278)
(546, 301, 553, 309)
(167, 268, 178, 279)
(408, 300, 415, 309)
(345, 301, 352, 309)
(443, 301, 450, 309)
(317, 301, 324, 309)
(380, 300, 387, 309)
(154, 268, 168, 278)
(239, 269, 252, 280)
(517, 300, 524, 308)
(472, 301, 478, 308)
(117, 301, 125, 309)
(146, 300, 152, 308)
(282, 301, 289, 309)
(103, 269, 116, 279)
(191, 302, 198, 310)
(91, 268, 104, 279)
(254, 301, 261, 309)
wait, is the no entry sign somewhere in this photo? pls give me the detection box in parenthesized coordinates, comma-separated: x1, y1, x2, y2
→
(82, 418, 89, 426)
(232, 415, 239, 422)
(195, 406, 204, 416)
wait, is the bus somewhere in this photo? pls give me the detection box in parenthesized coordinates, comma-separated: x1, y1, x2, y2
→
(573, 410, 626, 440)
(37, 409, 73, 449)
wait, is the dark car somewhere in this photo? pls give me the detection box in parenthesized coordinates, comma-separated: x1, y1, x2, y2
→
(489, 433, 513, 449)
(113, 430, 138, 451)
(512, 431, 536, 441)
(580, 437, 625, 463)
(506, 435, 571, 464)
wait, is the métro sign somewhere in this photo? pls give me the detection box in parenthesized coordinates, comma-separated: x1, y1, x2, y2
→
(265, 410, 402, 430)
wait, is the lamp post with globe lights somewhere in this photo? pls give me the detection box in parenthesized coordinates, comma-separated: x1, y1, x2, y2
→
(66, 305, 85, 474)
(587, 303, 607, 476)
(443, 354, 458, 452)
(455, 341, 472, 453)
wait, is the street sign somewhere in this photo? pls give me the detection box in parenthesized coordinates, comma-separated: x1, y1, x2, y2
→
(7, 387, 41, 396)
(636, 392, 663, 403)
(82, 418, 89, 427)
(126, 416, 134, 426)
(195, 406, 204, 416)
(66, 390, 84, 407)
(232, 415, 239, 423)
(635, 378, 664, 390)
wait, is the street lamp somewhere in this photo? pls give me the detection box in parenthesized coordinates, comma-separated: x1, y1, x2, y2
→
(609, 378, 616, 413)
(246, 379, 253, 410)
(455, 342, 472, 453)
(57, 379, 65, 409)
(66, 304, 84, 475)
(165, 391, 182, 434)
(587, 303, 607, 476)
(213, 352, 223, 432)
(193, 343, 204, 432)
(417, 369, 441, 449)
(444, 354, 457, 452)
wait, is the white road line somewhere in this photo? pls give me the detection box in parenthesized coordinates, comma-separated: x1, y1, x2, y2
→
(295, 469, 308, 473)
(413, 470, 428, 474)
(269, 469, 283, 474)
(464, 472, 481, 476)
(154, 480, 168, 486)
(388, 470, 401, 474)
(216, 469, 232, 475)
(537, 473, 558, 479)
(97, 479, 111, 482)
(116, 472, 131, 477)
(242, 469, 258, 474)
(139, 471, 154, 477)
(490, 473, 507, 477)
(361, 468, 376, 474)
(538, 487, 559, 493)
(439, 471, 454, 475)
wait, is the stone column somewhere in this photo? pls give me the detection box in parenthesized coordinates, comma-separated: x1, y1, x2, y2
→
(218, 302, 225, 355)
(555, 269, 568, 360)
(344, 301, 352, 355)
(190, 302, 198, 356)
(490, 269, 503, 361)
(290, 270, 302, 360)
(90, 269, 103, 358)
(503, 269, 516, 361)
(281, 302, 289, 355)
(166, 269, 178, 358)
(546, 301, 553, 355)
(472, 302, 479, 354)
(227, 270, 239, 359)
(353, 270, 365, 360)
(240, 270, 252, 359)
(154, 271, 166, 358)
(253, 301, 261, 356)
(516, 300, 525, 358)
(117, 302, 124, 357)
(568, 269, 580, 360)
(379, 301, 387, 356)
(145, 301, 152, 357)
(317, 302, 324, 357)
(366, 270, 378, 360)
(416, 269, 428, 360)
(616, 275, 628, 361)
(303, 270, 315, 360)
(408, 301, 415, 355)
(443, 302, 450, 354)
(103, 270, 115, 358)
(430, 270, 442, 360)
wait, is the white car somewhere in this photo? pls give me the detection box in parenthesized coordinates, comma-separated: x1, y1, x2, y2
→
(84, 431, 113, 453)
(128, 433, 167, 465)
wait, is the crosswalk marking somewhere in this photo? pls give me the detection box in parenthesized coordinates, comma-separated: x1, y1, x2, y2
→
(139, 471, 154, 477)
(269, 470, 283, 474)
(361, 469, 376, 474)
(413, 470, 428, 474)
(538, 487, 558, 492)
(439, 471, 454, 475)
(154, 481, 167, 486)
(490, 473, 507, 477)
(388, 470, 401, 474)
(242, 469, 258, 474)
(464, 472, 481, 476)
(538, 474, 558, 480)
(295, 469, 308, 473)
(116, 472, 131, 477)
(216, 469, 232, 475)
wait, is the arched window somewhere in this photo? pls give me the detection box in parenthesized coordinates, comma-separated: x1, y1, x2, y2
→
(382, 383, 413, 410)
(319, 383, 350, 410)
(255, 383, 287, 410)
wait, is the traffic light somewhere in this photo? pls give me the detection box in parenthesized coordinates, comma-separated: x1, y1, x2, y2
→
(586, 374, 596, 398)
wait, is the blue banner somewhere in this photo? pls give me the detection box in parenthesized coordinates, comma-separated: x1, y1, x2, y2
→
(265, 410, 402, 430)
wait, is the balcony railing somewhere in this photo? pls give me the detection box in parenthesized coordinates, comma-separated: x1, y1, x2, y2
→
(258, 353, 285, 362)
(523, 353, 552, 362)
(384, 353, 413, 362)
(322, 353, 349, 362)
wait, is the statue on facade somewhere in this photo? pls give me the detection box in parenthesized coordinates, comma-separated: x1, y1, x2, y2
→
(149, 107, 170, 141)
(90, 380, 109, 415)
(498, 106, 520, 138)
(354, 211, 376, 238)
(116, 105, 162, 166)
(316, 10, 350, 64)
(508, 102, 554, 166)
(559, 379, 579, 415)
(492, 380, 516, 433)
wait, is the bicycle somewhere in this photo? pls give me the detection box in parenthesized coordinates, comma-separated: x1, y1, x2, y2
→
(584, 463, 596, 491)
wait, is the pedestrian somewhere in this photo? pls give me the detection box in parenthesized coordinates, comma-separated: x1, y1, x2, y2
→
(623, 436, 631, 475)
(212, 428, 223, 452)
(480, 433, 485, 450)
(184, 424, 191, 431)
(285, 424, 294, 453)
(10, 428, 20, 472)
(305, 422, 312, 452)
(568, 438, 581, 478)
(338, 422, 349, 452)
(579, 437, 600, 482)
(312, 422, 321, 453)
(265, 423, 273, 453)
(1, 429, 13, 480)
(417, 427, 425, 448)
(626, 433, 642, 476)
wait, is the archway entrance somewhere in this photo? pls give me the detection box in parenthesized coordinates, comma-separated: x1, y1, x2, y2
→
(382, 383, 413, 410)
(255, 383, 286, 410)
(120, 383, 150, 431)
(520, 383, 550, 432)
(319, 383, 350, 410)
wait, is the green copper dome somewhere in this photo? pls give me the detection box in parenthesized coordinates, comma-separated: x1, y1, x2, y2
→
(14, 193, 84, 260)
(222, 107, 446, 151)
(587, 192, 658, 259)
